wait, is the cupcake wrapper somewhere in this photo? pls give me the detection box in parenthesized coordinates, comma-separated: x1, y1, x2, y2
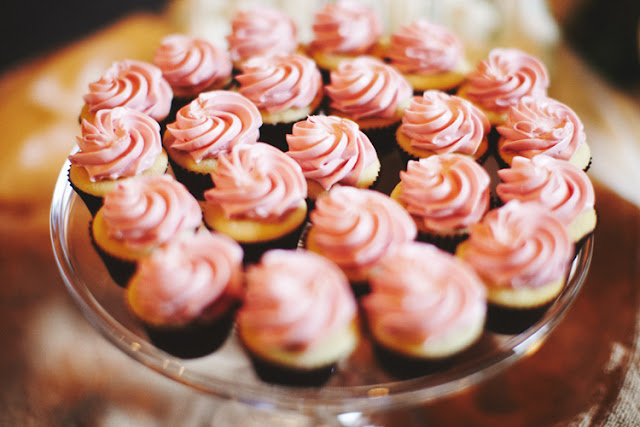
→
(259, 122, 294, 152)
(240, 220, 307, 266)
(68, 172, 104, 217)
(247, 353, 336, 387)
(363, 123, 400, 157)
(144, 309, 236, 359)
(167, 157, 213, 201)
(484, 302, 552, 335)
(417, 231, 469, 254)
(371, 147, 405, 196)
(88, 221, 136, 288)
(371, 343, 456, 380)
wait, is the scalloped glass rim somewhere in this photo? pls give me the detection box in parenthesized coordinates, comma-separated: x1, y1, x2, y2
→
(50, 158, 593, 415)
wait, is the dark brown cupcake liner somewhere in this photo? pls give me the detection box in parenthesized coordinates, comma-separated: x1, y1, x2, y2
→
(143, 308, 237, 359)
(484, 301, 552, 335)
(362, 123, 400, 157)
(259, 121, 295, 152)
(167, 156, 213, 201)
(88, 221, 137, 288)
(246, 352, 336, 387)
(68, 172, 103, 217)
(417, 230, 469, 254)
(239, 220, 307, 265)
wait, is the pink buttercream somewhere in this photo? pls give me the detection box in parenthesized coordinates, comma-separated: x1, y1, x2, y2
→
(237, 53, 322, 114)
(459, 200, 572, 289)
(497, 96, 586, 161)
(497, 155, 595, 228)
(399, 154, 490, 232)
(308, 186, 417, 274)
(101, 174, 202, 251)
(400, 90, 490, 155)
(70, 107, 162, 182)
(285, 115, 378, 190)
(204, 143, 307, 220)
(310, 0, 382, 55)
(461, 48, 549, 115)
(325, 57, 413, 120)
(128, 232, 243, 326)
(386, 19, 464, 74)
(238, 249, 357, 350)
(226, 8, 297, 64)
(364, 242, 486, 344)
(164, 91, 261, 162)
(153, 34, 232, 98)
(83, 59, 173, 122)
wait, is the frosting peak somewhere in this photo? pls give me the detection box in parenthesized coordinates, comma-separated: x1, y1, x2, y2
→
(226, 8, 297, 64)
(239, 249, 357, 351)
(70, 107, 162, 181)
(461, 48, 549, 116)
(102, 174, 202, 251)
(497, 96, 586, 161)
(325, 56, 413, 120)
(153, 34, 232, 98)
(237, 53, 322, 114)
(398, 154, 490, 232)
(286, 115, 378, 190)
(387, 19, 464, 74)
(165, 91, 261, 162)
(400, 90, 490, 155)
(204, 143, 307, 220)
(310, 0, 382, 55)
(83, 59, 173, 122)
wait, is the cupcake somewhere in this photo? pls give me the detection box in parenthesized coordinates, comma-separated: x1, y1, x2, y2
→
(153, 34, 233, 114)
(305, 186, 417, 293)
(202, 143, 308, 264)
(236, 53, 324, 151)
(384, 19, 470, 94)
(285, 115, 381, 200)
(68, 107, 169, 215)
(308, 0, 383, 81)
(457, 48, 549, 126)
(496, 155, 597, 246)
(325, 56, 413, 151)
(496, 96, 592, 171)
(237, 249, 359, 386)
(456, 200, 573, 334)
(390, 154, 491, 252)
(163, 90, 261, 199)
(395, 90, 491, 162)
(226, 7, 298, 70)
(91, 174, 202, 287)
(125, 231, 244, 358)
(80, 59, 173, 126)
(363, 242, 487, 378)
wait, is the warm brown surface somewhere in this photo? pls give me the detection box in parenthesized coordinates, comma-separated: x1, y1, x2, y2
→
(1, 178, 638, 426)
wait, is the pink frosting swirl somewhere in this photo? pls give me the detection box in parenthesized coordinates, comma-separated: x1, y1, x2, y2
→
(128, 232, 244, 326)
(459, 200, 572, 289)
(309, 186, 417, 274)
(83, 59, 173, 122)
(153, 34, 232, 98)
(400, 90, 490, 155)
(364, 242, 486, 345)
(70, 107, 162, 181)
(204, 143, 307, 220)
(310, 0, 382, 55)
(461, 48, 549, 115)
(386, 19, 464, 74)
(238, 249, 357, 350)
(102, 174, 202, 251)
(226, 8, 297, 64)
(285, 115, 378, 190)
(164, 91, 261, 162)
(237, 53, 322, 114)
(497, 96, 586, 161)
(399, 154, 490, 232)
(325, 57, 413, 120)
(497, 155, 595, 228)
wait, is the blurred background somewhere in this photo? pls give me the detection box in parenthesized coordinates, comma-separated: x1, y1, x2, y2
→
(0, 1, 639, 426)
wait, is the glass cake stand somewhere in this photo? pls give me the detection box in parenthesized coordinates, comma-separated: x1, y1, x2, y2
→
(50, 158, 593, 426)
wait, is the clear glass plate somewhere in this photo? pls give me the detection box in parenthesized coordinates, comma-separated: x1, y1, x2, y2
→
(50, 158, 593, 417)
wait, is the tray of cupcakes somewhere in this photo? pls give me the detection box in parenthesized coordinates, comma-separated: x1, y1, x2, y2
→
(51, 0, 596, 410)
